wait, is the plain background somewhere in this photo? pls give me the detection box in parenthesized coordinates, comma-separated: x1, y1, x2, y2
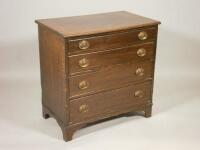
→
(0, 0, 200, 150)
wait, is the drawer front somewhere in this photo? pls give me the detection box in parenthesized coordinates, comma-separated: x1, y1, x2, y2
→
(69, 81, 151, 123)
(69, 42, 154, 75)
(69, 61, 153, 98)
(68, 27, 157, 54)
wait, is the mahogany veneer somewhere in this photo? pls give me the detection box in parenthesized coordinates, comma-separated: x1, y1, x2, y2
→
(35, 11, 160, 141)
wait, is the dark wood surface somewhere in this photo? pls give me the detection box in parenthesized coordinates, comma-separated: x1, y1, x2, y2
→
(69, 42, 155, 75)
(38, 26, 69, 124)
(35, 11, 160, 141)
(69, 61, 153, 98)
(68, 27, 157, 54)
(70, 81, 151, 124)
(35, 11, 160, 37)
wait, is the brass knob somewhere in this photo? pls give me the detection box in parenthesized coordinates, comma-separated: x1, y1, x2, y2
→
(138, 31, 148, 40)
(79, 58, 89, 68)
(135, 67, 145, 76)
(134, 90, 144, 98)
(79, 104, 89, 113)
(137, 48, 146, 57)
(79, 40, 90, 50)
(78, 81, 89, 90)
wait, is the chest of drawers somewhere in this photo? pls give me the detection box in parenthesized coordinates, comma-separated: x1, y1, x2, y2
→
(35, 11, 160, 141)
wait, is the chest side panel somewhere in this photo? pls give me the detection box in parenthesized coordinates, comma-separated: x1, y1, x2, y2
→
(38, 25, 69, 124)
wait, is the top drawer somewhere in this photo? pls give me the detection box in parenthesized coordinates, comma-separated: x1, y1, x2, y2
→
(68, 27, 157, 54)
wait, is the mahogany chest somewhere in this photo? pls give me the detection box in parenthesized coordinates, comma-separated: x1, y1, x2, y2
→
(35, 11, 160, 141)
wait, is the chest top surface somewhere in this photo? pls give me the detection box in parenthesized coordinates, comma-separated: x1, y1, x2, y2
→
(35, 11, 160, 37)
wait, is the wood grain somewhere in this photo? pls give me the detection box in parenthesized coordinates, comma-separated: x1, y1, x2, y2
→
(68, 27, 156, 54)
(69, 42, 155, 75)
(35, 11, 160, 141)
(38, 25, 69, 124)
(69, 61, 153, 98)
(70, 81, 151, 123)
(35, 11, 160, 37)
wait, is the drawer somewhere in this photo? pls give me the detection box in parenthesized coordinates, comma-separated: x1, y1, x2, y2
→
(69, 81, 151, 123)
(69, 42, 154, 75)
(69, 61, 153, 98)
(68, 27, 157, 54)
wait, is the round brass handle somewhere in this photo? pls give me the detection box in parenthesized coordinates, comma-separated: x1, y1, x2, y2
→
(135, 67, 145, 76)
(79, 58, 89, 68)
(79, 104, 89, 113)
(134, 90, 144, 98)
(138, 31, 148, 40)
(78, 81, 89, 90)
(79, 40, 90, 50)
(137, 48, 146, 57)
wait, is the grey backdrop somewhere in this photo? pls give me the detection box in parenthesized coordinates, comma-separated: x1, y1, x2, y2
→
(0, 0, 200, 149)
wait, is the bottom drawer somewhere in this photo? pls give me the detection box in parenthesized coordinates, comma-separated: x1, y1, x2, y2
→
(69, 81, 152, 124)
